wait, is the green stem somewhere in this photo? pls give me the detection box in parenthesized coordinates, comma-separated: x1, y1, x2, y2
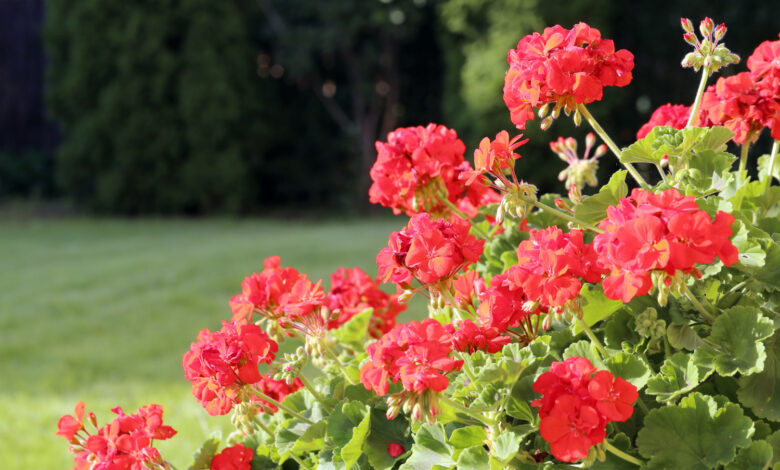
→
(248, 388, 313, 424)
(440, 396, 496, 427)
(457, 352, 479, 385)
(322, 341, 356, 385)
(576, 316, 609, 359)
(578, 104, 651, 190)
(762, 140, 780, 193)
(526, 198, 603, 233)
(686, 66, 711, 128)
(252, 415, 275, 439)
(739, 141, 751, 174)
(681, 283, 716, 323)
(655, 163, 670, 184)
(636, 396, 650, 416)
(299, 374, 331, 411)
(605, 442, 645, 467)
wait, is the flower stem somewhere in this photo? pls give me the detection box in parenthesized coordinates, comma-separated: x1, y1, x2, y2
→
(655, 163, 670, 184)
(247, 388, 313, 424)
(681, 283, 716, 323)
(299, 374, 331, 411)
(605, 442, 645, 467)
(738, 141, 751, 174)
(576, 316, 609, 359)
(322, 341, 357, 385)
(686, 66, 711, 128)
(635, 396, 650, 416)
(457, 352, 479, 385)
(762, 140, 779, 193)
(525, 197, 604, 233)
(252, 415, 275, 439)
(578, 104, 651, 190)
(440, 395, 496, 427)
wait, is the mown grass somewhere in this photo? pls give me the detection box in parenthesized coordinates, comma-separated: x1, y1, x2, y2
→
(0, 217, 410, 468)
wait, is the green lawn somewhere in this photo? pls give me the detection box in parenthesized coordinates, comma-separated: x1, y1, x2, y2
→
(0, 217, 410, 468)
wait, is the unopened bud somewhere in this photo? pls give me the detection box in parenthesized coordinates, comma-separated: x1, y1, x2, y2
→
(386, 405, 400, 420)
(551, 104, 562, 119)
(700, 17, 714, 36)
(565, 137, 577, 152)
(594, 144, 607, 158)
(585, 132, 596, 149)
(554, 198, 568, 210)
(88, 412, 98, 428)
(398, 289, 414, 303)
(568, 184, 582, 204)
(683, 32, 697, 46)
(680, 17, 694, 33)
(540, 116, 554, 131)
(681, 52, 697, 68)
(714, 23, 726, 41)
(538, 103, 550, 118)
(573, 110, 582, 127)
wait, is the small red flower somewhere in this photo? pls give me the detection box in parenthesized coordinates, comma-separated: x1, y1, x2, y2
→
(229, 256, 303, 324)
(251, 373, 304, 414)
(447, 319, 510, 354)
(210, 443, 254, 470)
(636, 103, 691, 139)
(388, 442, 405, 458)
(56, 401, 85, 443)
(747, 35, 780, 80)
(588, 370, 639, 422)
(477, 270, 546, 333)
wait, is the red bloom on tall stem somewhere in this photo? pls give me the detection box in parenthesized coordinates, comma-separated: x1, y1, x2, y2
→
(503, 23, 634, 129)
(636, 104, 691, 139)
(229, 256, 304, 324)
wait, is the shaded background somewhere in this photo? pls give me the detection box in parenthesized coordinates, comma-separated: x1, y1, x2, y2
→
(1, 0, 778, 215)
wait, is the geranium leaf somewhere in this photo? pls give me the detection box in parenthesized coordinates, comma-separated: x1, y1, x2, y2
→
(604, 351, 651, 390)
(724, 440, 773, 470)
(399, 423, 455, 470)
(645, 352, 714, 402)
(492, 429, 522, 463)
(574, 170, 627, 225)
(636, 392, 754, 469)
(341, 413, 370, 470)
(666, 323, 703, 351)
(449, 426, 487, 449)
(739, 334, 780, 421)
(455, 446, 489, 470)
(692, 306, 774, 376)
(331, 308, 373, 349)
(291, 420, 326, 454)
(363, 410, 412, 470)
(574, 283, 623, 333)
(563, 340, 605, 369)
(188, 436, 220, 470)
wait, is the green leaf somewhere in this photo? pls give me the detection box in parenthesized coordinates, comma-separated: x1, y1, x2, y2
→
(666, 322, 703, 350)
(646, 352, 714, 402)
(725, 440, 773, 470)
(696, 126, 735, 151)
(342, 413, 370, 470)
(574, 170, 627, 225)
(188, 436, 220, 470)
(758, 153, 780, 182)
(492, 429, 521, 463)
(364, 409, 412, 470)
(331, 308, 373, 349)
(731, 220, 768, 270)
(327, 401, 369, 449)
(399, 423, 454, 470)
(636, 392, 755, 469)
(693, 306, 774, 376)
(563, 340, 605, 369)
(604, 352, 651, 390)
(275, 421, 312, 459)
(449, 426, 487, 449)
(767, 430, 780, 466)
(456, 446, 489, 470)
(291, 420, 326, 454)
(604, 309, 639, 349)
(574, 284, 624, 333)
(739, 334, 780, 421)
(752, 241, 780, 292)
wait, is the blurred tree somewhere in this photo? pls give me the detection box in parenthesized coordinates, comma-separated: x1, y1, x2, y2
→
(256, 0, 433, 205)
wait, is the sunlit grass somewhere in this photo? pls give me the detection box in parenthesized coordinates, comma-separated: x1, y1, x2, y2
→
(0, 217, 410, 468)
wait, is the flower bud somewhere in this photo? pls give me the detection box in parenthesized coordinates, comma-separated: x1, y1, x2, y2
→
(565, 137, 577, 152)
(680, 17, 694, 33)
(714, 23, 726, 41)
(573, 110, 582, 126)
(540, 116, 554, 131)
(699, 17, 714, 36)
(593, 144, 607, 158)
(398, 289, 415, 303)
(683, 32, 697, 46)
(88, 412, 98, 429)
(538, 103, 550, 118)
(568, 184, 582, 204)
(585, 132, 596, 149)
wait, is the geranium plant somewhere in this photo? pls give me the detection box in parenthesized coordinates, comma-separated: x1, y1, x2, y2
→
(59, 18, 780, 470)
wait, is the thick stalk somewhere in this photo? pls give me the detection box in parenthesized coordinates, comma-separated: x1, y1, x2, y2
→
(578, 104, 651, 190)
(605, 442, 645, 467)
(440, 396, 496, 427)
(762, 140, 780, 193)
(248, 388, 313, 424)
(252, 415, 276, 439)
(738, 141, 751, 174)
(686, 66, 711, 128)
(576, 316, 608, 359)
(524, 197, 603, 233)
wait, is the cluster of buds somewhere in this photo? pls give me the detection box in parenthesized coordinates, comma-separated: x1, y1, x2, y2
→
(273, 346, 308, 385)
(496, 180, 538, 223)
(550, 133, 607, 190)
(231, 399, 260, 435)
(681, 17, 739, 72)
(386, 389, 442, 425)
(635, 307, 667, 340)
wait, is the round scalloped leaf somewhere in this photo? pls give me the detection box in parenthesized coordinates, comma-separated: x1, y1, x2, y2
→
(646, 352, 714, 403)
(739, 334, 780, 422)
(692, 306, 774, 376)
(636, 393, 754, 469)
(724, 440, 773, 470)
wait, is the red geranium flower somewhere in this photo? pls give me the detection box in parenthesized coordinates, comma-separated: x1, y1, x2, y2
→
(447, 319, 510, 354)
(503, 23, 634, 129)
(477, 270, 546, 333)
(636, 103, 691, 139)
(229, 256, 303, 324)
(387, 442, 405, 458)
(747, 34, 780, 80)
(251, 373, 304, 414)
(210, 443, 254, 470)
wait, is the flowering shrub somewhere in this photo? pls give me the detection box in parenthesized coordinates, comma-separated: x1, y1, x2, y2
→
(59, 18, 780, 470)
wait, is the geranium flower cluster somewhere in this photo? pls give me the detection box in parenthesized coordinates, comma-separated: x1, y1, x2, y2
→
(503, 22, 634, 129)
(514, 227, 607, 312)
(229, 255, 303, 324)
(56, 402, 177, 470)
(182, 322, 278, 416)
(368, 123, 499, 217)
(209, 443, 254, 470)
(360, 318, 463, 396)
(377, 213, 484, 288)
(477, 270, 546, 335)
(593, 188, 738, 302)
(326, 266, 406, 337)
(532, 357, 638, 462)
(446, 318, 510, 354)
